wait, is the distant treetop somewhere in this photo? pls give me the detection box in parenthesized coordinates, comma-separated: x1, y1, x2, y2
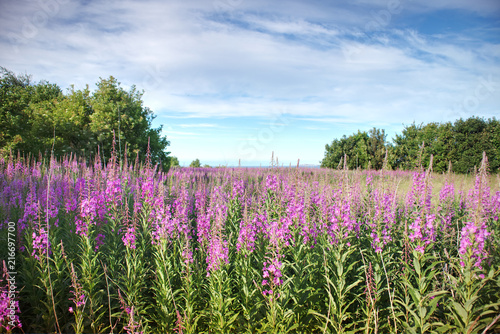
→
(0, 67, 172, 170)
(321, 117, 500, 173)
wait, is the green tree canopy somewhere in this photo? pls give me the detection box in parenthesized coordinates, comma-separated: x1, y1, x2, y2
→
(1, 67, 63, 155)
(87, 76, 170, 168)
(189, 159, 201, 168)
(321, 128, 387, 170)
(169, 156, 180, 168)
(322, 117, 499, 173)
(452, 117, 500, 173)
(0, 67, 171, 169)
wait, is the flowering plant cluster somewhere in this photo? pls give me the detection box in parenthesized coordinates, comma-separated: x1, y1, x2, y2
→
(0, 153, 499, 333)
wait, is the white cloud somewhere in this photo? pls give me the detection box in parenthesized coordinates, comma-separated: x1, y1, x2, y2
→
(242, 15, 340, 36)
(1, 0, 499, 164)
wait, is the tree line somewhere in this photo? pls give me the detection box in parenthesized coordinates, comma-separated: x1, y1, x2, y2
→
(321, 117, 500, 173)
(3, 67, 498, 173)
(0, 67, 172, 169)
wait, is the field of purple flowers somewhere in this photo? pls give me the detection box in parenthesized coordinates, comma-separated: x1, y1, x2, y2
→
(1, 151, 500, 333)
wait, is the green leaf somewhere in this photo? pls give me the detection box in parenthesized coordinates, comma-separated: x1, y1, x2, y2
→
(413, 255, 421, 277)
(464, 295, 479, 312)
(337, 263, 344, 278)
(452, 301, 468, 322)
(418, 306, 427, 320)
(405, 282, 421, 306)
(436, 323, 454, 333)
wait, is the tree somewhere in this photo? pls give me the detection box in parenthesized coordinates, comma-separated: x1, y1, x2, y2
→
(0, 67, 63, 156)
(485, 118, 500, 172)
(426, 122, 454, 173)
(27, 84, 90, 157)
(367, 127, 386, 170)
(88, 76, 170, 169)
(451, 117, 499, 174)
(321, 138, 343, 168)
(321, 116, 499, 173)
(390, 117, 499, 173)
(321, 129, 386, 170)
(189, 159, 201, 168)
(0, 68, 171, 170)
(169, 156, 180, 168)
(391, 122, 424, 170)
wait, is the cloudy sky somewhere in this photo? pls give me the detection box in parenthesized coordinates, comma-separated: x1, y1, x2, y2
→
(1, 0, 499, 166)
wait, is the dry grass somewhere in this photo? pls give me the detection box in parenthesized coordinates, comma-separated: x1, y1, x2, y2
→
(342, 169, 500, 209)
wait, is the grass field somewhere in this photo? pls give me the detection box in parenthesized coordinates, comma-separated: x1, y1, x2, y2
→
(1, 153, 499, 333)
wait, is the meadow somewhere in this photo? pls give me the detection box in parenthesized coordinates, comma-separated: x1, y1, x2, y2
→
(0, 151, 499, 333)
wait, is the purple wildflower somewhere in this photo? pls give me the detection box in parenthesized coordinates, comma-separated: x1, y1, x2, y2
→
(206, 186, 230, 275)
(95, 233, 105, 251)
(118, 290, 141, 334)
(232, 178, 245, 200)
(459, 221, 490, 269)
(236, 217, 257, 254)
(18, 181, 39, 232)
(0, 262, 22, 331)
(265, 174, 279, 193)
(262, 258, 283, 286)
(122, 227, 137, 250)
(68, 263, 86, 312)
(32, 227, 51, 260)
(105, 177, 122, 206)
(195, 188, 211, 246)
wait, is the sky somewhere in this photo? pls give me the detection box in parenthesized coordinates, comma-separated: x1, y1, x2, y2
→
(1, 0, 499, 167)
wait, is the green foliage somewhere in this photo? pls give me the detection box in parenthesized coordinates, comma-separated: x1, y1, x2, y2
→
(321, 128, 386, 170)
(169, 156, 180, 168)
(88, 76, 170, 169)
(395, 249, 447, 333)
(205, 268, 239, 332)
(76, 233, 107, 333)
(392, 118, 500, 173)
(322, 117, 500, 173)
(310, 239, 362, 333)
(189, 159, 201, 168)
(392, 122, 427, 171)
(441, 254, 500, 333)
(0, 67, 170, 170)
(0, 67, 63, 156)
(452, 117, 500, 173)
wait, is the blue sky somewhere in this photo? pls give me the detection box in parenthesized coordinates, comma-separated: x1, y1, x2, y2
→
(1, 0, 499, 166)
